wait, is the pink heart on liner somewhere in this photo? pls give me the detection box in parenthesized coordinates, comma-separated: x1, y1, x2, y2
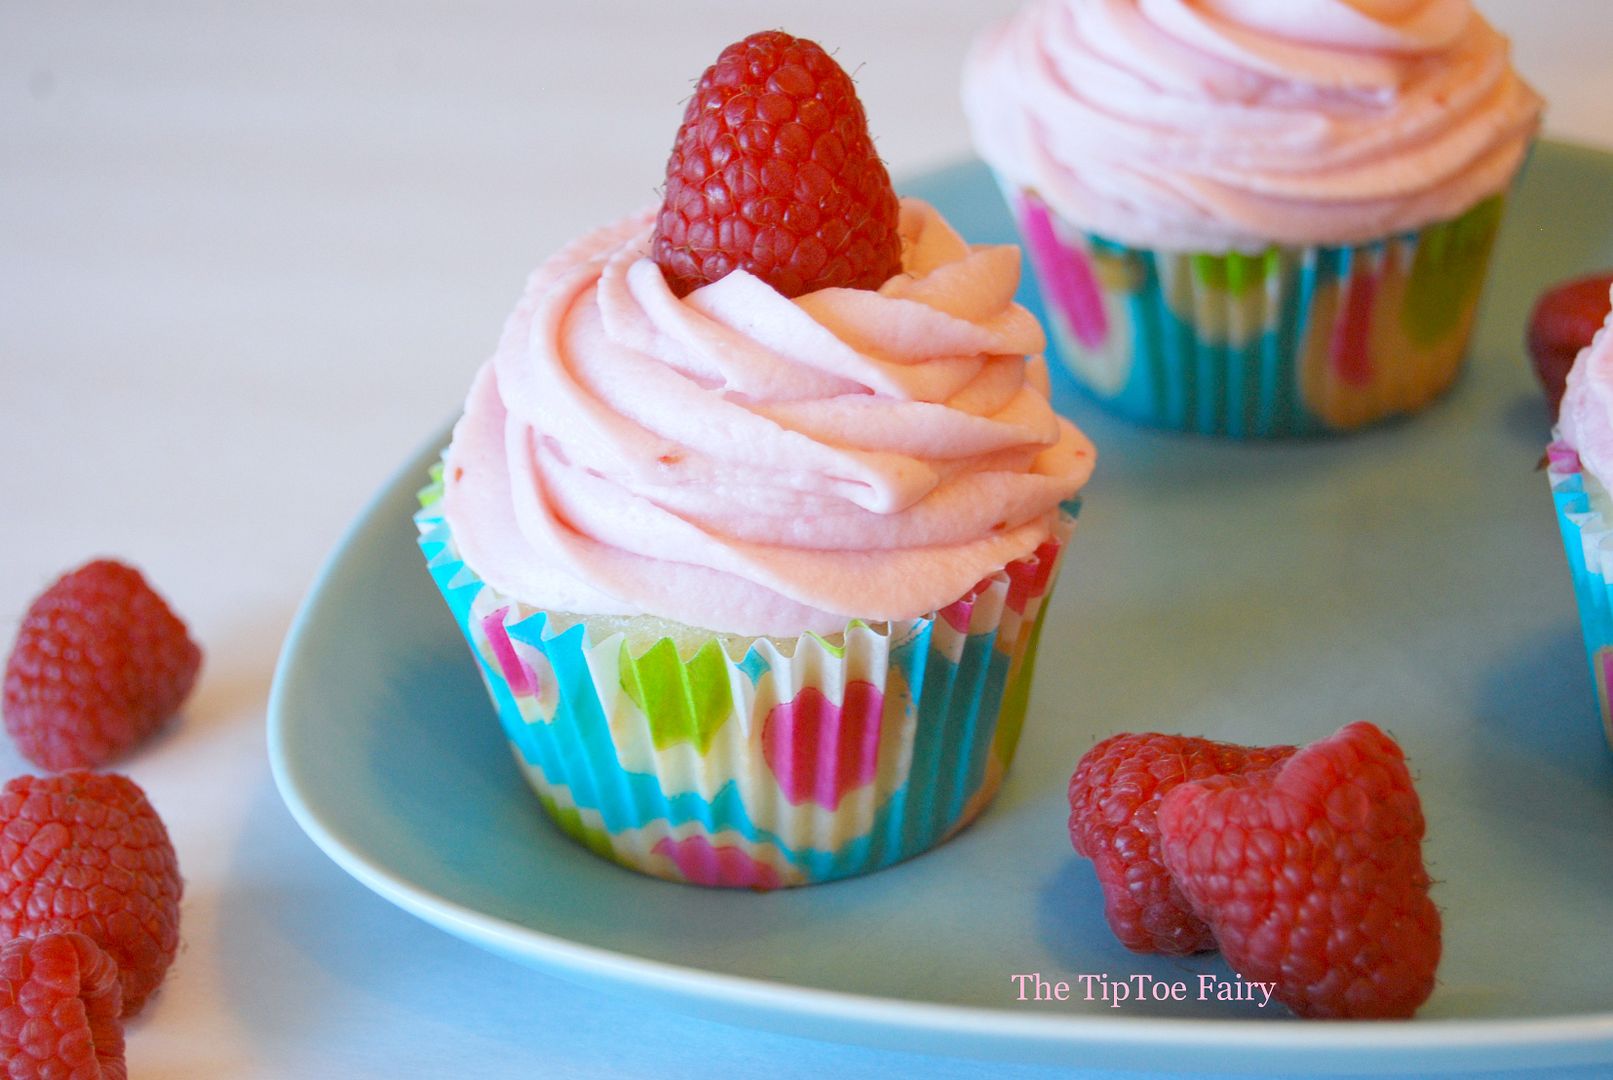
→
(652, 835, 782, 890)
(1330, 263, 1380, 388)
(938, 595, 977, 634)
(1004, 539, 1062, 615)
(481, 607, 540, 696)
(1019, 195, 1109, 349)
(762, 681, 883, 811)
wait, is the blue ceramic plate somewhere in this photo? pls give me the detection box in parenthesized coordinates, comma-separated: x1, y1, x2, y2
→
(269, 141, 1613, 1074)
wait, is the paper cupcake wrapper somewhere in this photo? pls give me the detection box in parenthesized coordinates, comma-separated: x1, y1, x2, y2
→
(1004, 182, 1506, 437)
(416, 465, 1080, 888)
(1548, 441, 1613, 751)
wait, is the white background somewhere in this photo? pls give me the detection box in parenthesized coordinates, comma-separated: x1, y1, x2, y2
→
(3, 2, 1612, 1076)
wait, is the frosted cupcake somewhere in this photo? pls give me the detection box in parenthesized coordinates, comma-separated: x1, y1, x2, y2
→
(417, 31, 1096, 888)
(964, 0, 1542, 436)
(1548, 289, 1613, 751)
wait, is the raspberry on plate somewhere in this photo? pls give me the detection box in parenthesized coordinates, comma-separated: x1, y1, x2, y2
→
(1067, 733, 1295, 955)
(0, 772, 183, 1016)
(651, 30, 903, 299)
(1157, 721, 1442, 1019)
(1528, 271, 1613, 414)
(3, 558, 202, 771)
(0, 932, 126, 1080)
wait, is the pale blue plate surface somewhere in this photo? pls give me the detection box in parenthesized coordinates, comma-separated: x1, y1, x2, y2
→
(269, 142, 1613, 1074)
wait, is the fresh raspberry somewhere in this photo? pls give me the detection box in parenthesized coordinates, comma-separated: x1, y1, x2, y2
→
(1067, 733, 1295, 955)
(651, 30, 903, 299)
(1527, 271, 1613, 414)
(1158, 722, 1441, 1019)
(0, 932, 125, 1080)
(0, 772, 183, 1016)
(4, 559, 201, 771)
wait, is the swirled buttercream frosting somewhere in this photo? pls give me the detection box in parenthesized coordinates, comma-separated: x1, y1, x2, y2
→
(441, 199, 1095, 637)
(964, 0, 1542, 251)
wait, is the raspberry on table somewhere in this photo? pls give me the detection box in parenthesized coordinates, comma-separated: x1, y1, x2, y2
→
(651, 30, 904, 299)
(0, 772, 183, 1016)
(0, 932, 126, 1080)
(1067, 733, 1295, 955)
(1157, 721, 1442, 1019)
(3, 558, 202, 771)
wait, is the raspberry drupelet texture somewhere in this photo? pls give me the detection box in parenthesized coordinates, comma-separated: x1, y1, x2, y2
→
(1157, 721, 1442, 1019)
(0, 772, 183, 1016)
(3, 559, 201, 771)
(652, 30, 904, 299)
(1067, 733, 1295, 955)
(0, 932, 126, 1080)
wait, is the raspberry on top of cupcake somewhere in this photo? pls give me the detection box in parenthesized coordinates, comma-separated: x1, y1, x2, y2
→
(443, 31, 1094, 639)
(963, 0, 1543, 253)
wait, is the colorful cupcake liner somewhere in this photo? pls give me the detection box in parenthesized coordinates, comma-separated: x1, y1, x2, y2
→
(415, 464, 1080, 888)
(1548, 441, 1613, 751)
(1005, 183, 1506, 437)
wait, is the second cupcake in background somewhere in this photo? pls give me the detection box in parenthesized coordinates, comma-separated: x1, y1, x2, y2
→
(964, 0, 1542, 437)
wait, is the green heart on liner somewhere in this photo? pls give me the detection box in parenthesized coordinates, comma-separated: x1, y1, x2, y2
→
(537, 793, 622, 863)
(618, 638, 734, 753)
(806, 624, 862, 659)
(418, 462, 444, 509)
(993, 599, 1052, 767)
(1191, 249, 1280, 295)
(1403, 195, 1505, 347)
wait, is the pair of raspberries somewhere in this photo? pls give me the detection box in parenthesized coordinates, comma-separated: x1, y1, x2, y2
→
(1, 561, 195, 1077)
(1068, 723, 1442, 1019)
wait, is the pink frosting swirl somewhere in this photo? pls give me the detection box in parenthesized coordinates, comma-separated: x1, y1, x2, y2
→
(441, 200, 1095, 637)
(1559, 288, 1613, 486)
(963, 0, 1542, 251)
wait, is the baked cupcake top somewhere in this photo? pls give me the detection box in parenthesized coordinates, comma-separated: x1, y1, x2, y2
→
(1558, 287, 1613, 485)
(963, 0, 1542, 252)
(442, 200, 1094, 637)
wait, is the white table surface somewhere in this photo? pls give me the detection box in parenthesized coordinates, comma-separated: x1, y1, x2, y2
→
(4, 2, 1612, 1077)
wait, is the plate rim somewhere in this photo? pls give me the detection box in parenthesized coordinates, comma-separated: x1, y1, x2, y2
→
(268, 141, 1613, 1073)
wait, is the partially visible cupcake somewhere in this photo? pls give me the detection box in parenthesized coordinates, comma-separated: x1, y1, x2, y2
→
(964, 0, 1542, 436)
(1548, 288, 1613, 752)
(417, 31, 1096, 888)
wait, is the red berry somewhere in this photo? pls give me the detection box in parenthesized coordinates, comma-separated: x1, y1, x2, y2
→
(1527, 271, 1613, 414)
(651, 30, 903, 299)
(1158, 722, 1441, 1019)
(0, 932, 125, 1080)
(0, 772, 183, 1016)
(4, 559, 201, 771)
(1067, 733, 1295, 955)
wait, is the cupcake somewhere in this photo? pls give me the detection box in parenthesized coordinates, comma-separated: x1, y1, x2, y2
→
(964, 0, 1542, 436)
(416, 31, 1096, 888)
(1548, 288, 1613, 752)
